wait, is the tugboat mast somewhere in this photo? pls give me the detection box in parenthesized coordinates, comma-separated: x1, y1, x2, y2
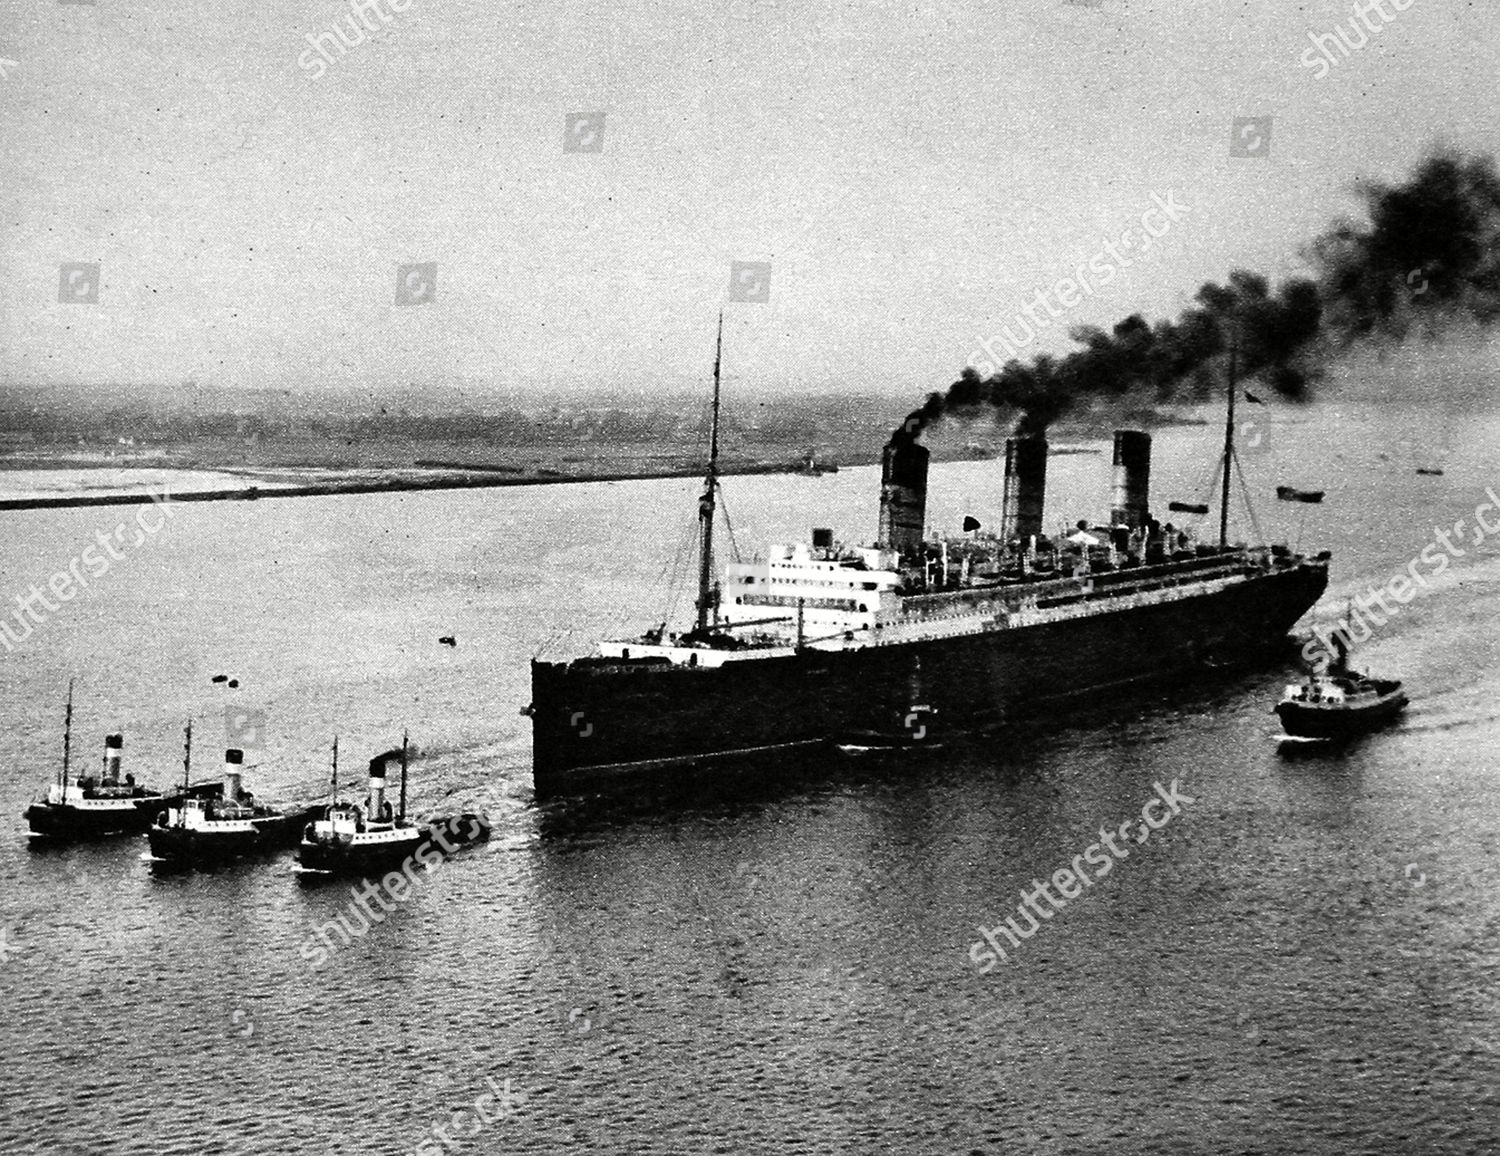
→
(60, 679, 74, 790)
(1219, 324, 1239, 550)
(182, 719, 192, 795)
(695, 311, 724, 632)
(398, 730, 409, 822)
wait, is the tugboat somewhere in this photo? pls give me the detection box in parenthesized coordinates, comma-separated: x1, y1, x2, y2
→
(24, 684, 164, 840)
(1276, 633, 1408, 740)
(147, 724, 312, 864)
(297, 735, 425, 875)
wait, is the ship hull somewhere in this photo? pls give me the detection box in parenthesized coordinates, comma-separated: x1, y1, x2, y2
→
(297, 832, 425, 875)
(298, 814, 491, 875)
(1276, 690, 1408, 739)
(147, 809, 315, 864)
(24, 798, 163, 840)
(530, 561, 1328, 796)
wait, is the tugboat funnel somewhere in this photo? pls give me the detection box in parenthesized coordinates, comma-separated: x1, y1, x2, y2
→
(367, 752, 397, 822)
(103, 733, 123, 783)
(223, 747, 244, 802)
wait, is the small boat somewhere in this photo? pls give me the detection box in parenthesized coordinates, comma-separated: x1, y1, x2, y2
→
(794, 449, 838, 476)
(429, 812, 492, 851)
(1276, 635, 1407, 740)
(24, 683, 165, 840)
(297, 735, 425, 875)
(147, 724, 312, 864)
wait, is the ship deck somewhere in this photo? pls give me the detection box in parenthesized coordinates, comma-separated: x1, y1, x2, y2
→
(582, 549, 1315, 668)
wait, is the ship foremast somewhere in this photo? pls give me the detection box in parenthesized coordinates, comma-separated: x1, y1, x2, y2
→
(694, 311, 724, 634)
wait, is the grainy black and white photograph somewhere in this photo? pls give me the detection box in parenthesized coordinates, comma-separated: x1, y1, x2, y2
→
(2, 1, 1498, 1152)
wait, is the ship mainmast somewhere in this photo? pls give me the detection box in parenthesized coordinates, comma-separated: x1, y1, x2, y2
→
(1219, 323, 1238, 549)
(695, 311, 724, 632)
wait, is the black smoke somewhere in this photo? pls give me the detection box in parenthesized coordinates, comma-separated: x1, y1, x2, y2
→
(1313, 149, 1500, 340)
(905, 271, 1320, 439)
(902, 147, 1500, 440)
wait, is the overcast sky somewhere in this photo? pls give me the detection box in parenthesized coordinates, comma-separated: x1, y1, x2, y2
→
(1, 0, 1496, 400)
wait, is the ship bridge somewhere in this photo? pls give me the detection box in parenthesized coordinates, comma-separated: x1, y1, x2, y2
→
(720, 542, 901, 641)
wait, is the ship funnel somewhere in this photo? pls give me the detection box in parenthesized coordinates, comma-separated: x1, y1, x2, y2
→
(103, 733, 123, 782)
(1001, 436, 1048, 543)
(1110, 430, 1152, 529)
(223, 747, 244, 802)
(367, 752, 391, 822)
(878, 432, 930, 560)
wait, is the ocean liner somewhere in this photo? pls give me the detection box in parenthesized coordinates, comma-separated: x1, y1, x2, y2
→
(526, 320, 1329, 795)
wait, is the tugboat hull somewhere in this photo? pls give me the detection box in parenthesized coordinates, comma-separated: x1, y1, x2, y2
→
(297, 814, 491, 875)
(25, 799, 161, 840)
(1276, 689, 1408, 739)
(297, 831, 425, 875)
(147, 809, 315, 864)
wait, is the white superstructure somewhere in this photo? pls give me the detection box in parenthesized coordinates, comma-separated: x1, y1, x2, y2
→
(43, 732, 159, 812)
(720, 542, 901, 638)
(591, 531, 1282, 670)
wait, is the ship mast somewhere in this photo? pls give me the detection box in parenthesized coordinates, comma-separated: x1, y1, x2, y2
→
(331, 735, 338, 804)
(182, 719, 192, 794)
(60, 679, 74, 788)
(398, 729, 409, 822)
(695, 311, 724, 632)
(1219, 323, 1238, 550)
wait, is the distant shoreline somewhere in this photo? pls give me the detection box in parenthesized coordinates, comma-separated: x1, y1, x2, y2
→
(0, 459, 866, 512)
(0, 439, 1120, 512)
